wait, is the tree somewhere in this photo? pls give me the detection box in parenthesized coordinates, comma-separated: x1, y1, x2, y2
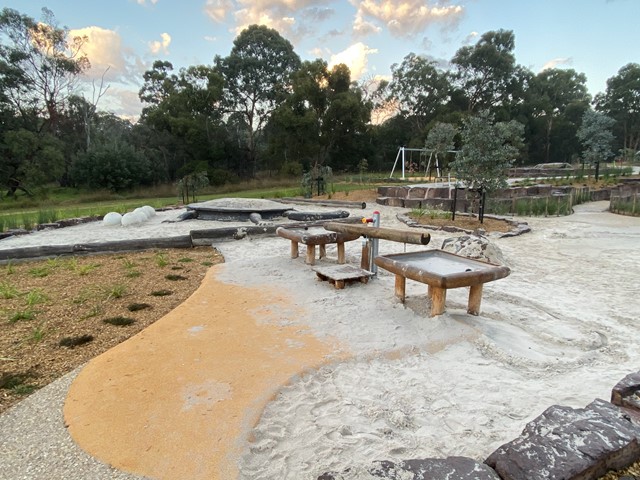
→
(451, 29, 518, 112)
(595, 63, 640, 160)
(452, 110, 523, 193)
(577, 110, 615, 178)
(215, 25, 301, 176)
(425, 122, 458, 175)
(266, 60, 371, 173)
(138, 62, 226, 181)
(386, 53, 452, 135)
(528, 68, 590, 163)
(0, 7, 89, 133)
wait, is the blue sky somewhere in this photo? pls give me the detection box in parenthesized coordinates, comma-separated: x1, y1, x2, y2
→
(6, 0, 640, 119)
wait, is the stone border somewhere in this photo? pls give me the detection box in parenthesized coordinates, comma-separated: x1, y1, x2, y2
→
(396, 211, 531, 238)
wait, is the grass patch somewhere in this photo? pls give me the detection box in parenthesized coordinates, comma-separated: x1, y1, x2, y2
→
(105, 283, 127, 300)
(28, 266, 51, 278)
(125, 270, 142, 278)
(0, 281, 20, 299)
(165, 274, 187, 281)
(103, 316, 136, 326)
(81, 304, 104, 319)
(8, 309, 36, 323)
(154, 252, 168, 267)
(201, 261, 214, 267)
(29, 325, 47, 343)
(177, 257, 194, 263)
(127, 302, 152, 312)
(0, 373, 37, 395)
(24, 288, 49, 306)
(150, 289, 173, 297)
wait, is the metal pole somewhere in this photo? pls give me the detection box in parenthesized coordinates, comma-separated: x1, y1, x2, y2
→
(370, 211, 380, 274)
(401, 147, 406, 180)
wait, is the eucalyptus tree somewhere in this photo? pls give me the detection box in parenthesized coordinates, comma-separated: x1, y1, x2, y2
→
(0, 7, 89, 133)
(595, 63, 640, 160)
(577, 110, 615, 177)
(452, 110, 523, 194)
(266, 60, 372, 173)
(384, 53, 452, 138)
(215, 25, 301, 176)
(138, 61, 225, 180)
(451, 29, 518, 113)
(528, 68, 590, 164)
(0, 7, 88, 193)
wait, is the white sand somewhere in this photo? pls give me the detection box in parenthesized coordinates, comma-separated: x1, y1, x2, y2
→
(2, 200, 639, 480)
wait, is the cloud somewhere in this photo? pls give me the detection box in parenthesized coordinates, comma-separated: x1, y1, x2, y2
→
(463, 30, 478, 44)
(148, 32, 171, 55)
(204, 0, 234, 23)
(104, 86, 144, 120)
(541, 57, 573, 71)
(136, 0, 159, 5)
(328, 42, 378, 80)
(70, 26, 142, 84)
(204, 0, 336, 43)
(351, 0, 465, 38)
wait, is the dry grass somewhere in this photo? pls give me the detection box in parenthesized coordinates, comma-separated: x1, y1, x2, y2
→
(0, 247, 223, 414)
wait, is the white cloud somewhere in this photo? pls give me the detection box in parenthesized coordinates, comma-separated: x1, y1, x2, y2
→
(70, 26, 142, 83)
(541, 57, 573, 71)
(204, 0, 335, 43)
(148, 32, 171, 55)
(463, 30, 478, 44)
(351, 0, 464, 38)
(204, 0, 234, 23)
(136, 0, 159, 5)
(328, 42, 378, 80)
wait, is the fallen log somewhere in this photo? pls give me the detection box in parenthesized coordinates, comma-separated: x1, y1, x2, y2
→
(0, 235, 193, 262)
(277, 197, 367, 209)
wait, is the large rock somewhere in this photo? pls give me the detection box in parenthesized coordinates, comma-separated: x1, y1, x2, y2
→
(318, 456, 500, 480)
(485, 399, 640, 480)
(441, 234, 507, 266)
(612, 371, 640, 413)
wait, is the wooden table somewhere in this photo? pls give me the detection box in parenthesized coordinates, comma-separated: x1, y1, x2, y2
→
(276, 227, 361, 265)
(313, 264, 373, 289)
(374, 250, 510, 317)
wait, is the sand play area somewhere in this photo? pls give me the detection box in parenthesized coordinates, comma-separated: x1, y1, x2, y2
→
(1, 199, 639, 479)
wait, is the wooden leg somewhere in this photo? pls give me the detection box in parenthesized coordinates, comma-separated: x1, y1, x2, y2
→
(305, 245, 316, 265)
(395, 275, 406, 303)
(337, 242, 346, 264)
(430, 287, 446, 317)
(319, 244, 326, 260)
(467, 284, 483, 316)
(290, 241, 299, 259)
(335, 280, 345, 289)
(361, 241, 370, 270)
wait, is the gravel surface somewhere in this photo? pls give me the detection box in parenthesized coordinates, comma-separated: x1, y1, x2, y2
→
(0, 367, 148, 480)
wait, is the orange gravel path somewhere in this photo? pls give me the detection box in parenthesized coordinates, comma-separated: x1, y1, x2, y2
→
(64, 265, 345, 479)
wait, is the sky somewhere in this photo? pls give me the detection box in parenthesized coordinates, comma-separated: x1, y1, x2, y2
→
(5, 0, 640, 120)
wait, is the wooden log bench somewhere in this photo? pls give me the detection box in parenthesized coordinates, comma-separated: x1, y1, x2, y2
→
(374, 250, 510, 317)
(276, 227, 360, 265)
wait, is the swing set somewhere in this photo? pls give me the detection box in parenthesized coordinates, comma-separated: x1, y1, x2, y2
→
(389, 146, 455, 180)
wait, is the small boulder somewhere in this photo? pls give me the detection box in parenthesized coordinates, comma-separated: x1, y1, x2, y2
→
(441, 234, 507, 266)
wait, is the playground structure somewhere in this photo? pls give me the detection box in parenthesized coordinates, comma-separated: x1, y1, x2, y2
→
(390, 146, 456, 180)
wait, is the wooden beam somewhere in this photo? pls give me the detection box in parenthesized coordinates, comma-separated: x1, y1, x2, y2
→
(324, 222, 430, 245)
